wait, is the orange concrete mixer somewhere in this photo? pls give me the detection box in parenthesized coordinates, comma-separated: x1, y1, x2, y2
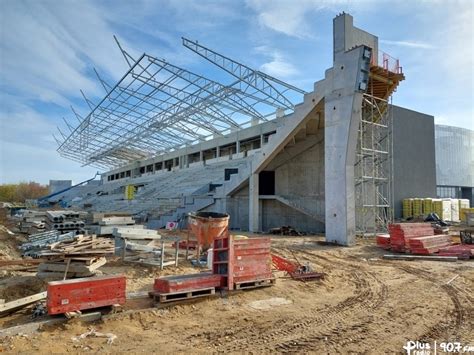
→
(187, 212, 229, 250)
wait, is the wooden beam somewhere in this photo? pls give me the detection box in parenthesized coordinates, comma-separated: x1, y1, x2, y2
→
(383, 254, 458, 262)
(0, 291, 47, 317)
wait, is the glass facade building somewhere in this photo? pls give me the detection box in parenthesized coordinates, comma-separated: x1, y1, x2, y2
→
(435, 125, 474, 204)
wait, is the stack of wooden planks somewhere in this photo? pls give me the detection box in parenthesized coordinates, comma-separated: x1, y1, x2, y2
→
(37, 257, 107, 279)
(438, 244, 474, 259)
(388, 223, 434, 252)
(376, 234, 391, 250)
(33, 235, 114, 280)
(407, 235, 452, 254)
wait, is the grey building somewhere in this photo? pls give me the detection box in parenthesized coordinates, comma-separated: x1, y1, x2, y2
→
(392, 106, 437, 218)
(435, 125, 474, 204)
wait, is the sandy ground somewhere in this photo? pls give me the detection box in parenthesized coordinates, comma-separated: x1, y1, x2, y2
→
(0, 216, 473, 353)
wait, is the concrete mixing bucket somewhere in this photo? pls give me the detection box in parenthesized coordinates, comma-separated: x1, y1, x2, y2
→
(188, 212, 229, 248)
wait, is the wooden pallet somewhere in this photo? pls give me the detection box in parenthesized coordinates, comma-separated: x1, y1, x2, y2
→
(151, 287, 216, 303)
(234, 278, 275, 290)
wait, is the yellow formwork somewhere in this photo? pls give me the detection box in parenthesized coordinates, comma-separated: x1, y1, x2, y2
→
(413, 198, 423, 217)
(423, 198, 433, 215)
(402, 198, 413, 219)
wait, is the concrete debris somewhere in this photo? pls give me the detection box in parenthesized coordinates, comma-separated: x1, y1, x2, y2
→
(71, 328, 117, 345)
(248, 297, 292, 310)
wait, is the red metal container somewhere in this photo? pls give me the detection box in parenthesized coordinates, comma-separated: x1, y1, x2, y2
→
(154, 272, 223, 294)
(232, 237, 272, 284)
(47, 275, 126, 315)
(213, 235, 273, 290)
(188, 212, 229, 248)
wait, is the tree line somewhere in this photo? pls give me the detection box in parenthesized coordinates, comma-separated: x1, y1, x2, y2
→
(0, 182, 49, 203)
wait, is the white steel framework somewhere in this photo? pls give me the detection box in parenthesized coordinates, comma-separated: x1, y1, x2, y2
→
(56, 38, 305, 169)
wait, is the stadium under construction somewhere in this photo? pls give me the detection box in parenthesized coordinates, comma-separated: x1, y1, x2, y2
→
(50, 13, 441, 246)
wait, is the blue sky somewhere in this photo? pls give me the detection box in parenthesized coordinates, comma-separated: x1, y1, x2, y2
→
(0, 0, 472, 184)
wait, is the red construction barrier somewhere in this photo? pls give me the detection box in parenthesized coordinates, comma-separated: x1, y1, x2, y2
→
(47, 275, 126, 315)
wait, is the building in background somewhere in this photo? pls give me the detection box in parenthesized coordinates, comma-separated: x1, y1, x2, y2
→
(435, 125, 474, 205)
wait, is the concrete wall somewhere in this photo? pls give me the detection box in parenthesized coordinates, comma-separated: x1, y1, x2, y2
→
(261, 200, 324, 233)
(392, 105, 437, 218)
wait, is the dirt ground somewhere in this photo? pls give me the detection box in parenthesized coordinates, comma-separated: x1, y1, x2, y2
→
(0, 214, 473, 353)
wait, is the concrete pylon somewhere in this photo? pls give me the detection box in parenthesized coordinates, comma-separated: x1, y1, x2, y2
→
(324, 46, 372, 245)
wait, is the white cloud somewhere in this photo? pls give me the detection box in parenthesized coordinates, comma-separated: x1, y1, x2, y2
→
(246, 0, 319, 38)
(245, 0, 364, 38)
(256, 46, 299, 78)
(380, 39, 436, 49)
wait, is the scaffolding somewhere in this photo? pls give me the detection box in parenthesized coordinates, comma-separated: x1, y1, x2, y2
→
(56, 38, 305, 169)
(355, 93, 393, 236)
(355, 52, 404, 236)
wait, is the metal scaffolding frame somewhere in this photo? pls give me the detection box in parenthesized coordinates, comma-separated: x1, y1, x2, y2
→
(355, 93, 394, 236)
(56, 38, 306, 169)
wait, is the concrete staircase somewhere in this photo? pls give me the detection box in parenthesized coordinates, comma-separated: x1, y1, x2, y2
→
(147, 196, 215, 229)
(275, 195, 325, 223)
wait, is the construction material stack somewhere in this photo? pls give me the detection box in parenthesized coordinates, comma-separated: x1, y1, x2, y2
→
(433, 199, 452, 221)
(20, 231, 114, 279)
(407, 235, 452, 254)
(376, 234, 391, 249)
(450, 198, 460, 222)
(412, 199, 423, 217)
(46, 211, 87, 235)
(87, 212, 140, 235)
(18, 210, 47, 233)
(402, 198, 413, 219)
(389, 223, 435, 252)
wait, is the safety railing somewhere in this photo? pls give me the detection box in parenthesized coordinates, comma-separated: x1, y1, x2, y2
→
(371, 51, 403, 74)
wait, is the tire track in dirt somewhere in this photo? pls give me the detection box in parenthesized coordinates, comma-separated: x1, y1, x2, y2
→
(203, 248, 388, 353)
(386, 263, 472, 343)
(273, 250, 388, 353)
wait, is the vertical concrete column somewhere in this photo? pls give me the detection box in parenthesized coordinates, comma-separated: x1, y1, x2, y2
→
(249, 173, 260, 232)
(325, 92, 362, 246)
(236, 140, 240, 154)
(324, 45, 369, 246)
(199, 150, 203, 162)
(260, 134, 264, 147)
(216, 146, 220, 158)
